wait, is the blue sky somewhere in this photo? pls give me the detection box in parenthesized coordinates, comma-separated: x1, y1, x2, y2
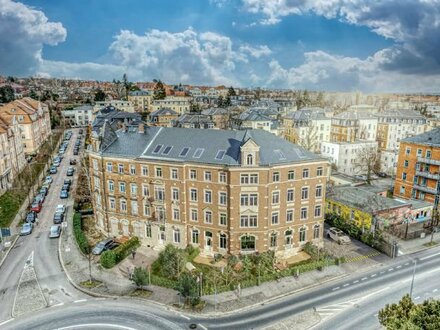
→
(1, 0, 440, 92)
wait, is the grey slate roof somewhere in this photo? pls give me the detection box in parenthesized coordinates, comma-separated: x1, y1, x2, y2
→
(327, 185, 409, 213)
(376, 109, 425, 120)
(99, 126, 323, 166)
(201, 107, 228, 116)
(92, 109, 142, 134)
(150, 108, 178, 117)
(402, 128, 440, 147)
(175, 113, 213, 124)
(334, 111, 377, 120)
(285, 109, 330, 121)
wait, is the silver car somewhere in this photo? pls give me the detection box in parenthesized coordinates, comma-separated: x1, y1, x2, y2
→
(20, 223, 33, 236)
(49, 225, 61, 238)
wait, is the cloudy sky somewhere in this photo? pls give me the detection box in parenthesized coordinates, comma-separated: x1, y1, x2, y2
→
(1, 0, 440, 92)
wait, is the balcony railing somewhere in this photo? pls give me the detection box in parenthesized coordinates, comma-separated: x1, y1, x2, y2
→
(413, 184, 437, 195)
(417, 157, 440, 166)
(415, 171, 440, 180)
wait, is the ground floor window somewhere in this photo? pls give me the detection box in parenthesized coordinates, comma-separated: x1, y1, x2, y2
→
(299, 227, 306, 242)
(313, 225, 320, 239)
(285, 230, 293, 246)
(192, 230, 199, 244)
(220, 233, 227, 249)
(270, 233, 277, 247)
(241, 235, 256, 251)
(146, 223, 152, 238)
(173, 229, 181, 243)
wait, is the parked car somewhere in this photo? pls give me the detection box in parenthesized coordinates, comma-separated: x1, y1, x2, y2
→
(25, 211, 37, 223)
(62, 183, 70, 192)
(60, 189, 69, 199)
(56, 204, 66, 215)
(35, 193, 45, 204)
(378, 172, 387, 178)
(50, 166, 57, 174)
(92, 238, 115, 255)
(107, 242, 120, 250)
(20, 223, 33, 236)
(53, 160, 61, 167)
(66, 167, 74, 176)
(69, 159, 77, 165)
(40, 187, 48, 196)
(31, 201, 42, 213)
(73, 148, 79, 155)
(45, 176, 53, 184)
(42, 182, 51, 190)
(327, 227, 351, 245)
(355, 175, 368, 181)
(79, 129, 83, 134)
(64, 178, 72, 186)
(49, 225, 62, 238)
(53, 212, 64, 224)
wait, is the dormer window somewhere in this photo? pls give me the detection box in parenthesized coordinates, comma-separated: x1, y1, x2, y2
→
(247, 154, 253, 165)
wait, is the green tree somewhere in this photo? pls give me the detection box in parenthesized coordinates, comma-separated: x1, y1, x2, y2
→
(122, 73, 133, 100)
(378, 294, 416, 329)
(217, 95, 224, 107)
(224, 96, 231, 107)
(156, 244, 185, 279)
(175, 272, 200, 306)
(132, 267, 149, 289)
(227, 86, 236, 97)
(190, 101, 201, 113)
(28, 90, 38, 100)
(94, 89, 106, 102)
(0, 85, 15, 103)
(153, 80, 166, 100)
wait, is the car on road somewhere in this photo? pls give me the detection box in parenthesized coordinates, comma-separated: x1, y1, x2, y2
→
(66, 167, 74, 176)
(79, 128, 83, 134)
(35, 193, 45, 204)
(50, 166, 57, 174)
(92, 238, 115, 255)
(60, 189, 69, 199)
(62, 183, 70, 192)
(25, 211, 37, 223)
(56, 204, 66, 215)
(53, 212, 64, 224)
(73, 149, 79, 155)
(70, 159, 77, 165)
(40, 187, 49, 196)
(64, 178, 72, 186)
(20, 223, 33, 236)
(45, 175, 53, 184)
(49, 225, 62, 238)
(31, 201, 42, 213)
(327, 227, 351, 244)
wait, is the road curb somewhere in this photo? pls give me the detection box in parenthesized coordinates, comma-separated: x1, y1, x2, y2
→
(0, 235, 19, 270)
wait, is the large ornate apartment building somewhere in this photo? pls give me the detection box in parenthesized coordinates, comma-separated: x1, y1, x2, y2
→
(88, 124, 329, 257)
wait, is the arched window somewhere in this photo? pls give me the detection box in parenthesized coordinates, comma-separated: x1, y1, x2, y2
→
(285, 230, 293, 246)
(299, 227, 306, 242)
(219, 233, 227, 249)
(246, 153, 253, 165)
(241, 235, 256, 251)
(270, 233, 277, 248)
(313, 224, 320, 239)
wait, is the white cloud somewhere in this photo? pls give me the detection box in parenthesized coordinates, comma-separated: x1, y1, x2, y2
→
(0, 0, 66, 76)
(239, 44, 272, 58)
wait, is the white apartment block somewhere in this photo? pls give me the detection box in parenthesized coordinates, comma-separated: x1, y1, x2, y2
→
(152, 96, 192, 115)
(93, 100, 134, 114)
(321, 140, 378, 176)
(62, 105, 93, 127)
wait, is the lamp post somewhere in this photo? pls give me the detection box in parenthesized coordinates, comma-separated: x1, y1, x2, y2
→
(409, 259, 417, 298)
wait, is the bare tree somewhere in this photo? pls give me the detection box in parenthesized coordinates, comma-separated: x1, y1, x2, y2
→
(297, 122, 319, 152)
(354, 145, 380, 184)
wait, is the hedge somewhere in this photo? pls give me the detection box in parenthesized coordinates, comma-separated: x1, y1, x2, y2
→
(73, 212, 89, 254)
(100, 236, 141, 269)
(150, 274, 178, 289)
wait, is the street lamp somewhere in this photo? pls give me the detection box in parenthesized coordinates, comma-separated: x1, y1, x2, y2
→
(409, 259, 417, 298)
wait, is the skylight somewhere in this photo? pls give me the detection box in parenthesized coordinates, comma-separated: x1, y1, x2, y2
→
(274, 149, 286, 160)
(152, 145, 162, 154)
(179, 147, 190, 157)
(215, 150, 226, 160)
(162, 146, 172, 155)
(193, 148, 204, 158)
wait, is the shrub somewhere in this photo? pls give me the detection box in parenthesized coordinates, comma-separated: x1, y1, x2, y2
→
(73, 213, 89, 254)
(100, 250, 116, 269)
(155, 244, 186, 279)
(150, 274, 178, 289)
(112, 237, 141, 263)
(175, 272, 200, 306)
(132, 267, 149, 288)
(185, 245, 200, 261)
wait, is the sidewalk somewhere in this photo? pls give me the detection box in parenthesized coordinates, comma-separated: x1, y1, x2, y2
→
(392, 231, 440, 255)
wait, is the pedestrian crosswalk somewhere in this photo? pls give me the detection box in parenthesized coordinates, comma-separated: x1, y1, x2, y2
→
(344, 251, 381, 263)
(316, 301, 356, 320)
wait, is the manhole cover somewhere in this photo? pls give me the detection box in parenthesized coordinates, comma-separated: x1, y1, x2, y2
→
(189, 324, 197, 329)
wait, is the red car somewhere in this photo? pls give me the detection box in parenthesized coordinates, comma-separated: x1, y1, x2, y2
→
(31, 201, 42, 213)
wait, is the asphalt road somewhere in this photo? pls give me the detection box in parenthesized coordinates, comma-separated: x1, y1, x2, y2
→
(0, 129, 86, 322)
(2, 245, 440, 329)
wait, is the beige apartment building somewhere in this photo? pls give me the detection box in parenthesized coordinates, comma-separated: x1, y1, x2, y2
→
(152, 96, 191, 115)
(0, 98, 51, 155)
(88, 124, 329, 257)
(128, 90, 153, 113)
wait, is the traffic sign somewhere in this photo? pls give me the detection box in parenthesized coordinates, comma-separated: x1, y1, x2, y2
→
(1, 228, 11, 237)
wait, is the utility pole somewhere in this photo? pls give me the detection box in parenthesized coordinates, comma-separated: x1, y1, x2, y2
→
(409, 259, 417, 298)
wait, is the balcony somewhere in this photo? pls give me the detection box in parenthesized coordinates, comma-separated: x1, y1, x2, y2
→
(415, 171, 440, 180)
(417, 157, 440, 166)
(413, 184, 437, 195)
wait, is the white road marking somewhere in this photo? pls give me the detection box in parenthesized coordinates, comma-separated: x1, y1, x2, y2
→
(25, 251, 34, 268)
(371, 274, 377, 277)
(380, 271, 385, 274)
(388, 268, 394, 271)
(198, 324, 208, 330)
(52, 302, 64, 307)
(361, 277, 367, 281)
(58, 324, 136, 330)
(318, 312, 335, 316)
(420, 252, 440, 260)
(94, 298, 106, 301)
(343, 284, 349, 287)
(179, 314, 190, 320)
(73, 299, 87, 303)
(404, 262, 410, 266)
(332, 287, 340, 291)
(0, 319, 14, 327)
(433, 289, 438, 293)
(353, 280, 359, 284)
(396, 265, 402, 269)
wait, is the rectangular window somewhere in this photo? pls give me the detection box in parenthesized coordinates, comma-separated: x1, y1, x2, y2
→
(286, 209, 293, 222)
(240, 215, 258, 227)
(204, 190, 212, 203)
(240, 174, 249, 184)
(220, 234, 227, 249)
(120, 200, 127, 212)
(250, 174, 258, 184)
(143, 204, 150, 216)
(302, 168, 309, 178)
(287, 189, 294, 202)
(426, 150, 432, 158)
(146, 224, 152, 238)
(271, 212, 279, 225)
(300, 207, 308, 220)
(154, 186, 165, 201)
(402, 172, 407, 180)
(162, 146, 172, 155)
(272, 171, 280, 182)
(301, 187, 309, 200)
(317, 167, 323, 176)
(272, 191, 280, 204)
(219, 213, 227, 226)
(288, 170, 295, 180)
(417, 149, 422, 156)
(219, 172, 226, 183)
(241, 193, 258, 206)
(93, 159, 98, 170)
(192, 230, 199, 243)
(118, 164, 124, 174)
(153, 145, 162, 154)
(404, 160, 409, 168)
(142, 185, 149, 197)
(204, 210, 212, 224)
(190, 169, 197, 180)
(130, 165, 136, 175)
(108, 180, 114, 192)
(173, 208, 180, 221)
(106, 162, 113, 172)
(219, 192, 227, 205)
(109, 198, 115, 210)
(142, 166, 148, 176)
(173, 230, 181, 243)
(405, 147, 411, 155)
(316, 185, 322, 198)
(314, 205, 322, 217)
(119, 182, 126, 193)
(155, 167, 162, 178)
(190, 189, 198, 202)
(172, 188, 179, 201)
(191, 209, 198, 222)
(130, 183, 137, 195)
(131, 201, 138, 215)
(179, 147, 190, 157)
(204, 171, 212, 182)
(171, 168, 178, 179)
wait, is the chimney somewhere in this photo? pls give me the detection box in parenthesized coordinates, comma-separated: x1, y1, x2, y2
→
(138, 123, 145, 134)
